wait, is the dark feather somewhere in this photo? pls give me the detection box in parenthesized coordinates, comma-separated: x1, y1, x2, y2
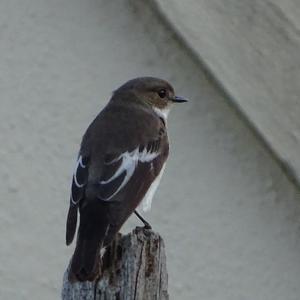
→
(66, 155, 89, 245)
(98, 171, 126, 200)
(66, 205, 78, 246)
(66, 94, 170, 281)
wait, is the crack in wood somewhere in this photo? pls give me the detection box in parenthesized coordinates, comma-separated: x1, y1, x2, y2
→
(133, 241, 145, 300)
(62, 228, 169, 300)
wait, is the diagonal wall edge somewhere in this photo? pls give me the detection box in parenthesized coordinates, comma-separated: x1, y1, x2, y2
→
(147, 0, 300, 190)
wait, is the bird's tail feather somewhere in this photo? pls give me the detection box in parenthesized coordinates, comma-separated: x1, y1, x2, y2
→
(66, 205, 78, 246)
(68, 233, 102, 282)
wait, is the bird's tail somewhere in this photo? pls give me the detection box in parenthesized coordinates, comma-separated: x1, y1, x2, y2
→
(68, 233, 102, 282)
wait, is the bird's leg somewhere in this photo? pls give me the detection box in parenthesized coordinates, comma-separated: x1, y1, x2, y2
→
(134, 210, 152, 229)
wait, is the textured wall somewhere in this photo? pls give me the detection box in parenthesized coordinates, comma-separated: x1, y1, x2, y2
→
(154, 0, 300, 185)
(1, 1, 300, 299)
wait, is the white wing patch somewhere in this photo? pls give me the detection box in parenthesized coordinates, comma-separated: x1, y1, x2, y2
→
(71, 155, 87, 205)
(71, 195, 77, 205)
(100, 147, 160, 201)
(73, 156, 87, 188)
(138, 163, 166, 212)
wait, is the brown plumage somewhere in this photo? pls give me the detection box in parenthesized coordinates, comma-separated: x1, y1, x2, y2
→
(65, 77, 187, 281)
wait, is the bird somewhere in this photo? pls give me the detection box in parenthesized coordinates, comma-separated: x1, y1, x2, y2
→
(66, 77, 187, 281)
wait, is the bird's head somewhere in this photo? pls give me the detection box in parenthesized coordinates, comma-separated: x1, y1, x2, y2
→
(112, 77, 188, 119)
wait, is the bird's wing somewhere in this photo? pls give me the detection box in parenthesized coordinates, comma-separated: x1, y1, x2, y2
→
(66, 106, 168, 246)
(66, 155, 89, 245)
(97, 137, 166, 202)
(66, 131, 167, 246)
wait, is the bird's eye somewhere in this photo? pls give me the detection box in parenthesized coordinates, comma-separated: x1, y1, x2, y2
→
(158, 89, 167, 98)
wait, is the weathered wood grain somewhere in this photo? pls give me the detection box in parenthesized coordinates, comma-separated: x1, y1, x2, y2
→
(62, 227, 169, 300)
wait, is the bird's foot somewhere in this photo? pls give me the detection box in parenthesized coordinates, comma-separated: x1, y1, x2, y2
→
(143, 222, 152, 230)
(134, 210, 152, 230)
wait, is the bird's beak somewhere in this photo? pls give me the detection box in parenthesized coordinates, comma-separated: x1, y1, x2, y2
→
(171, 95, 188, 103)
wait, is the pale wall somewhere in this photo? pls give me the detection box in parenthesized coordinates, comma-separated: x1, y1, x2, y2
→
(153, 0, 300, 185)
(1, 1, 300, 300)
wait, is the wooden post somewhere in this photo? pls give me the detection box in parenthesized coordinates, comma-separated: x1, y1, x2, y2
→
(62, 227, 169, 300)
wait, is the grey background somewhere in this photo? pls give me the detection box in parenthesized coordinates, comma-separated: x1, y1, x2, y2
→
(155, 0, 300, 184)
(1, 1, 300, 299)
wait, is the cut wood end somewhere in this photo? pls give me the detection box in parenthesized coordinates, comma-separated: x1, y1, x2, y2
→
(62, 227, 169, 300)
